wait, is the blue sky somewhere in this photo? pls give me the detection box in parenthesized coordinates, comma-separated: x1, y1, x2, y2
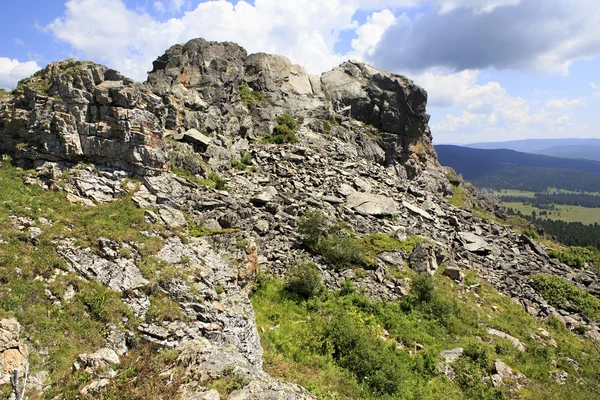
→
(1, 0, 599, 144)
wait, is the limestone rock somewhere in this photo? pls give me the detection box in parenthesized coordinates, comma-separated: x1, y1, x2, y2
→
(58, 245, 148, 292)
(487, 328, 527, 352)
(347, 191, 398, 216)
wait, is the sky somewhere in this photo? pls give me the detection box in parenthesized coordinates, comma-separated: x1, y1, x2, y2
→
(1, 0, 599, 144)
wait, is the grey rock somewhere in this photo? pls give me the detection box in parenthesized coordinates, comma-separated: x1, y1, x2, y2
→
(443, 265, 463, 281)
(347, 191, 398, 216)
(254, 220, 270, 235)
(409, 242, 438, 275)
(158, 206, 188, 229)
(487, 328, 527, 352)
(440, 347, 463, 364)
(59, 246, 148, 292)
(457, 232, 493, 254)
(403, 200, 434, 221)
(251, 186, 278, 205)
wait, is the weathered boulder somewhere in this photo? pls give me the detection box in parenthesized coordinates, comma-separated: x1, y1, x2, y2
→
(0, 59, 168, 174)
(409, 242, 438, 275)
(347, 191, 399, 216)
(58, 245, 148, 292)
(0, 319, 28, 385)
(177, 337, 317, 400)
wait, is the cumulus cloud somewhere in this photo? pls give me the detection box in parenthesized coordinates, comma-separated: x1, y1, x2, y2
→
(371, 0, 600, 75)
(0, 58, 41, 90)
(412, 69, 584, 142)
(350, 9, 396, 59)
(545, 97, 586, 110)
(47, 0, 362, 81)
(354, 0, 520, 12)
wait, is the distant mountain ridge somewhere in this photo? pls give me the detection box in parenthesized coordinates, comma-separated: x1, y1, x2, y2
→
(465, 138, 600, 162)
(435, 144, 600, 191)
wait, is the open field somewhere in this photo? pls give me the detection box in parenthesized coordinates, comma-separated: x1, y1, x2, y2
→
(503, 202, 600, 224)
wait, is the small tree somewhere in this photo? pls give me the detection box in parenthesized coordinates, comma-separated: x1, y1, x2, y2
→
(286, 260, 323, 299)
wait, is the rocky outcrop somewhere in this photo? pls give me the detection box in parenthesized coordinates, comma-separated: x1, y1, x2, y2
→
(0, 59, 168, 174)
(1, 38, 442, 186)
(0, 319, 28, 386)
(177, 338, 317, 400)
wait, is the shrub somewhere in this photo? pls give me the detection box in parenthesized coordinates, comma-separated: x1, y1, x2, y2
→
(411, 274, 435, 303)
(297, 210, 367, 270)
(315, 235, 366, 270)
(324, 312, 406, 395)
(205, 172, 227, 190)
(262, 111, 300, 144)
(549, 246, 600, 269)
(239, 83, 265, 105)
(297, 210, 330, 249)
(286, 260, 323, 299)
(531, 274, 600, 320)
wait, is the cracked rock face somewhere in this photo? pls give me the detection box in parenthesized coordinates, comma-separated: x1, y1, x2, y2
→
(1, 38, 441, 186)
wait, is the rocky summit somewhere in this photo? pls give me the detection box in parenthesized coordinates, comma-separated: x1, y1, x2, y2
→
(0, 38, 599, 399)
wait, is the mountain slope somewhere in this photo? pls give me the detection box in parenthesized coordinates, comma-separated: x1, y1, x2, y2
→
(0, 38, 599, 399)
(532, 144, 600, 161)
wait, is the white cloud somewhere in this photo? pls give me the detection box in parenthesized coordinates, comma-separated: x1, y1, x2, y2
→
(545, 97, 586, 110)
(350, 9, 397, 59)
(0, 58, 42, 90)
(433, 0, 521, 14)
(47, 0, 363, 81)
(153, 1, 165, 13)
(353, 0, 520, 12)
(413, 68, 585, 142)
(591, 82, 599, 89)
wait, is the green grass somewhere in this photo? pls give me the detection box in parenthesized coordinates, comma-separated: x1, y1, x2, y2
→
(531, 274, 600, 321)
(503, 202, 600, 224)
(360, 233, 426, 265)
(252, 271, 600, 400)
(448, 184, 468, 208)
(498, 189, 537, 198)
(0, 160, 169, 394)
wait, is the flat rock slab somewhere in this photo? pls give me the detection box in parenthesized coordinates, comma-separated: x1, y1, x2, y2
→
(403, 200, 434, 221)
(347, 192, 398, 216)
(59, 246, 148, 292)
(487, 328, 527, 352)
(458, 232, 493, 254)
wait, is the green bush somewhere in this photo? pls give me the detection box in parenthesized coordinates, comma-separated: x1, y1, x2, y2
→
(262, 111, 300, 144)
(531, 274, 600, 320)
(207, 172, 227, 190)
(411, 274, 435, 303)
(239, 83, 265, 105)
(286, 260, 323, 299)
(297, 209, 330, 249)
(549, 246, 600, 269)
(324, 312, 406, 395)
(297, 210, 366, 269)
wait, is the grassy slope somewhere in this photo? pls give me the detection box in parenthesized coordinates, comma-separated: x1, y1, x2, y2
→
(0, 161, 176, 399)
(252, 271, 600, 400)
